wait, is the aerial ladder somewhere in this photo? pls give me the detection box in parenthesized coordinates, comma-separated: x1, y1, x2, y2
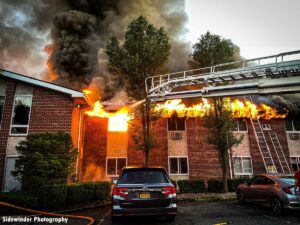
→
(146, 50, 300, 101)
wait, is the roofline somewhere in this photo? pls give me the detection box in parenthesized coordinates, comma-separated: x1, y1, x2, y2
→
(0, 69, 85, 98)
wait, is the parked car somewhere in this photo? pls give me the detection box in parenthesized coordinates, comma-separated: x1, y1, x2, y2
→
(111, 166, 177, 222)
(236, 174, 300, 215)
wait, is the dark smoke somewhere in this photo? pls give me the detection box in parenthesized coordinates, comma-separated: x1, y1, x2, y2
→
(1, 0, 190, 100)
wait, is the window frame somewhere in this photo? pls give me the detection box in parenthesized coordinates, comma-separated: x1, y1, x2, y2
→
(0, 94, 5, 130)
(290, 156, 300, 171)
(262, 124, 271, 130)
(285, 119, 300, 133)
(9, 94, 33, 136)
(167, 117, 186, 132)
(2, 155, 20, 192)
(106, 157, 127, 177)
(233, 119, 248, 133)
(233, 156, 253, 176)
(168, 156, 189, 176)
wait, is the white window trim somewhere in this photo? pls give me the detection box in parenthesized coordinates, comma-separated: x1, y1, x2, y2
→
(233, 120, 248, 133)
(168, 156, 189, 176)
(286, 120, 300, 133)
(2, 155, 19, 191)
(167, 118, 186, 132)
(290, 155, 300, 170)
(106, 157, 127, 177)
(0, 94, 5, 130)
(233, 156, 253, 176)
(9, 94, 33, 136)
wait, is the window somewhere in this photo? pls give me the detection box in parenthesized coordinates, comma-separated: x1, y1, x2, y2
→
(169, 157, 188, 175)
(106, 158, 127, 176)
(291, 156, 300, 172)
(285, 119, 300, 132)
(250, 176, 274, 185)
(0, 96, 5, 127)
(10, 96, 32, 135)
(3, 156, 21, 192)
(233, 157, 253, 175)
(168, 117, 185, 131)
(233, 119, 247, 132)
(118, 169, 168, 184)
(262, 124, 271, 130)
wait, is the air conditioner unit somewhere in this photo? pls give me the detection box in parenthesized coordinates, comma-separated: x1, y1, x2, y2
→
(288, 133, 300, 140)
(170, 132, 182, 140)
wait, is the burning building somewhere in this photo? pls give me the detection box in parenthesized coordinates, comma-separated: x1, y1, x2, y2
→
(1, 69, 300, 191)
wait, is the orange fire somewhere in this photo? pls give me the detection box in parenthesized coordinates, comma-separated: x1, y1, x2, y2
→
(154, 98, 288, 120)
(44, 44, 57, 81)
(85, 100, 131, 132)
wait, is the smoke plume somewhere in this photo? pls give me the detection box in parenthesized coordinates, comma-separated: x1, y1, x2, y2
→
(1, 0, 190, 100)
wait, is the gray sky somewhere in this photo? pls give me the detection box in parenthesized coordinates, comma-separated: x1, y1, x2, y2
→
(186, 0, 300, 59)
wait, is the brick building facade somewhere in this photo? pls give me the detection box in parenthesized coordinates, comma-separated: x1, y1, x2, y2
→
(1, 69, 300, 191)
(0, 70, 88, 191)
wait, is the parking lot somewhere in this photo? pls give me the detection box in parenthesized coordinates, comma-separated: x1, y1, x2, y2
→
(92, 200, 300, 225)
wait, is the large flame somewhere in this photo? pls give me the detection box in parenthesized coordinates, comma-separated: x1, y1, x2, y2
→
(154, 98, 288, 120)
(85, 100, 131, 132)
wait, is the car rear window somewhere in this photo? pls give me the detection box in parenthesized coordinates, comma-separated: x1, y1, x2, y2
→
(279, 177, 295, 185)
(118, 169, 169, 184)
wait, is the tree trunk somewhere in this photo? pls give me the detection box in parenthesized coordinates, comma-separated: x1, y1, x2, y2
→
(142, 99, 151, 166)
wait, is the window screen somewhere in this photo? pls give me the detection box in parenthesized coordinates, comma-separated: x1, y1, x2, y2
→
(169, 157, 188, 175)
(107, 158, 127, 176)
(233, 157, 253, 175)
(168, 117, 185, 131)
(11, 95, 32, 134)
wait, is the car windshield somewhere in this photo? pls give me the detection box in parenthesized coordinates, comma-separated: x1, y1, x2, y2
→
(118, 169, 169, 184)
(279, 177, 295, 185)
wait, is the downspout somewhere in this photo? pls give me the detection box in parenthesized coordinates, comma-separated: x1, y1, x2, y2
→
(75, 105, 82, 182)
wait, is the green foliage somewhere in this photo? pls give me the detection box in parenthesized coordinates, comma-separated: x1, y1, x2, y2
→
(208, 178, 251, 193)
(188, 31, 241, 69)
(12, 132, 77, 193)
(38, 182, 110, 209)
(105, 16, 171, 165)
(38, 184, 67, 209)
(0, 192, 38, 209)
(177, 180, 206, 193)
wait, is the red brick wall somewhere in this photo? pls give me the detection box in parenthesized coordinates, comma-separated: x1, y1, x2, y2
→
(0, 79, 16, 188)
(80, 116, 108, 182)
(127, 118, 168, 168)
(186, 118, 223, 180)
(248, 119, 291, 174)
(29, 86, 74, 133)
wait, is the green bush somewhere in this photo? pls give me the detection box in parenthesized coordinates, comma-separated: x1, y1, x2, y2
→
(95, 182, 110, 202)
(12, 132, 77, 193)
(207, 180, 224, 193)
(177, 180, 206, 193)
(67, 184, 85, 205)
(0, 192, 38, 209)
(228, 178, 250, 192)
(38, 184, 67, 209)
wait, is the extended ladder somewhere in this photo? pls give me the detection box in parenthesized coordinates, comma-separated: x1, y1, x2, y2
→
(244, 96, 277, 173)
(269, 132, 292, 174)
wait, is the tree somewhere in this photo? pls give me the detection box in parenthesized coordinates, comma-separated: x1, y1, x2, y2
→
(105, 16, 171, 166)
(12, 132, 77, 193)
(189, 31, 243, 192)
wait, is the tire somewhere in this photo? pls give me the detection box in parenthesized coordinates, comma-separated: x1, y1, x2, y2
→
(237, 191, 246, 205)
(166, 215, 176, 222)
(271, 197, 283, 215)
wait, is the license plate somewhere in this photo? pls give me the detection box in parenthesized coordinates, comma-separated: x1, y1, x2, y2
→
(139, 193, 151, 199)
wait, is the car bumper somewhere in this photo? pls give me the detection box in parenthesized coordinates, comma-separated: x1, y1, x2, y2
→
(112, 203, 177, 217)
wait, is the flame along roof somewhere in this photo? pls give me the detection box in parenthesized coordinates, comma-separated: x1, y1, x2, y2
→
(0, 69, 87, 100)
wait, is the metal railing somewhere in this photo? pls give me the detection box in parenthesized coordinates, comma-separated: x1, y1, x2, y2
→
(146, 50, 300, 98)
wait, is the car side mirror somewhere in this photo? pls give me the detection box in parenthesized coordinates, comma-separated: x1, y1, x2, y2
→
(112, 179, 118, 185)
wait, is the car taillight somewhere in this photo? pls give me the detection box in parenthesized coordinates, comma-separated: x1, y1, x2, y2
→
(162, 186, 176, 195)
(282, 186, 294, 195)
(113, 187, 129, 197)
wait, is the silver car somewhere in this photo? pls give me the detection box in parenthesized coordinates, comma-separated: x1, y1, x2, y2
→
(236, 174, 300, 215)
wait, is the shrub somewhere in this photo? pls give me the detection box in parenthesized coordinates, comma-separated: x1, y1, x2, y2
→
(177, 180, 206, 193)
(228, 178, 251, 192)
(12, 132, 77, 193)
(38, 184, 67, 209)
(67, 184, 85, 205)
(0, 192, 39, 209)
(95, 182, 111, 202)
(207, 180, 224, 193)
